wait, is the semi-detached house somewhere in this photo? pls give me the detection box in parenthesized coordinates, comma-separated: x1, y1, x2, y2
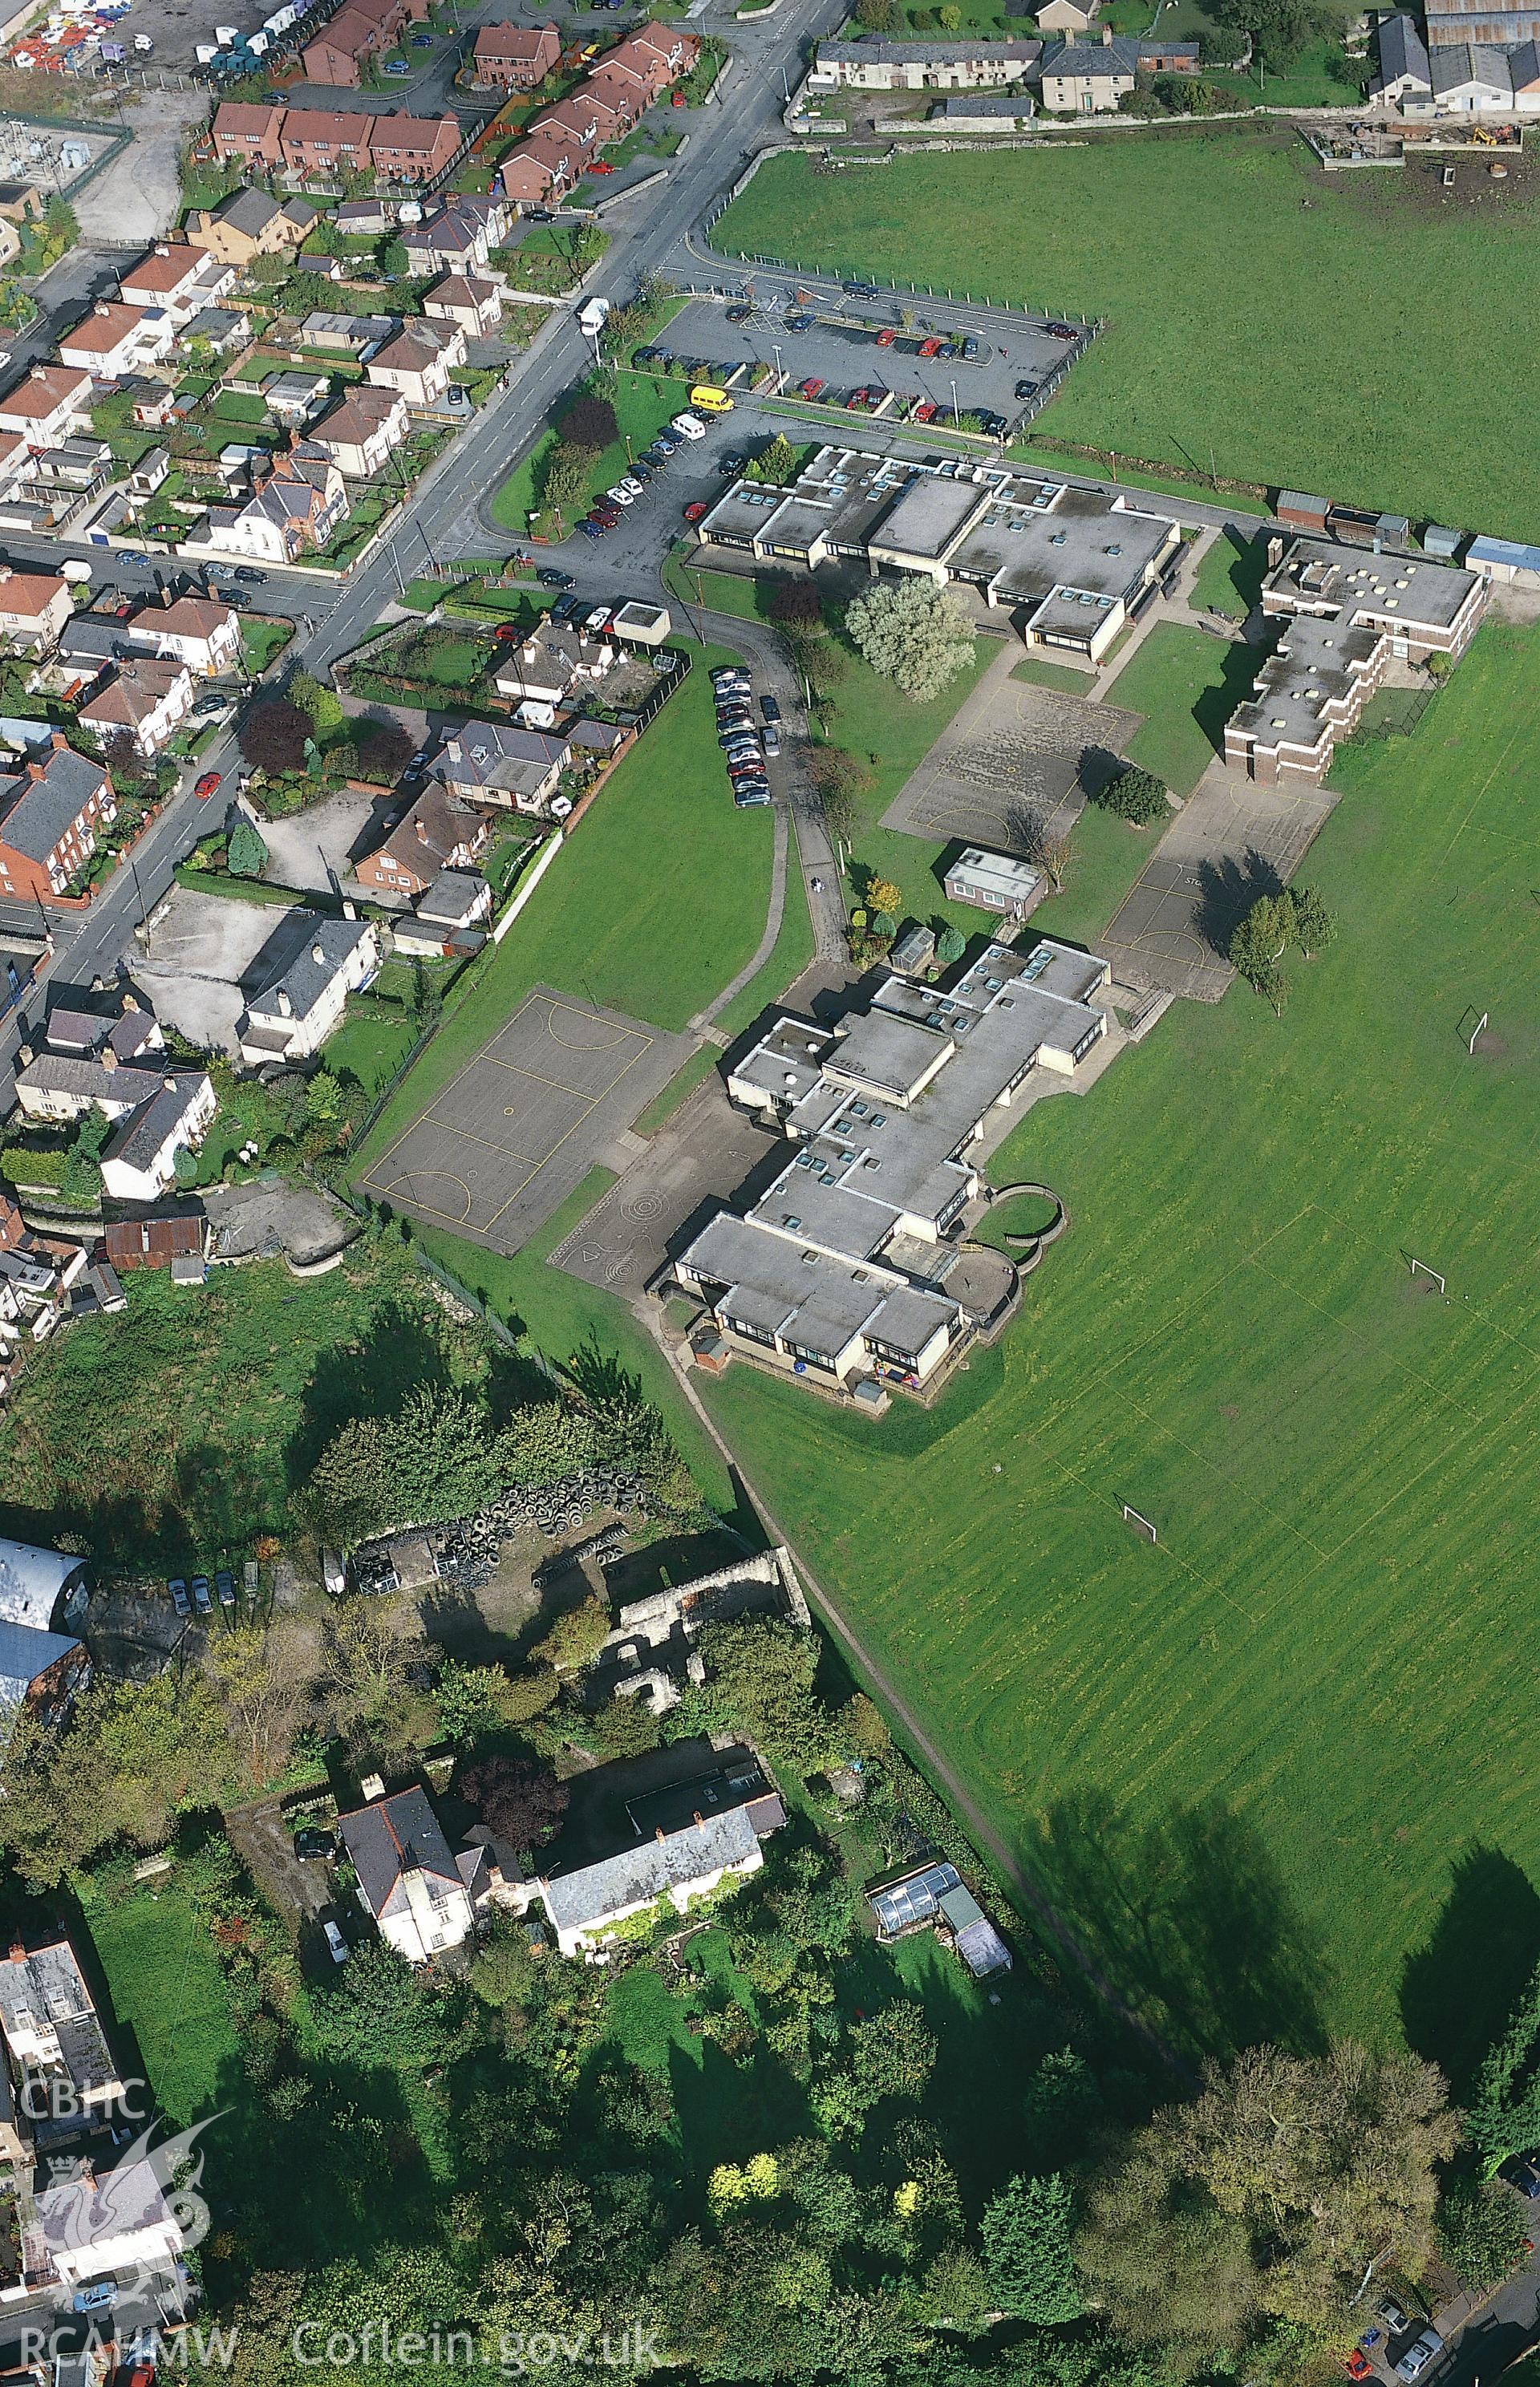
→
(365, 320, 465, 409)
(472, 18, 560, 87)
(355, 781, 490, 899)
(126, 596, 242, 677)
(309, 384, 411, 478)
(0, 736, 113, 902)
(0, 567, 71, 650)
(0, 367, 91, 453)
(118, 244, 235, 326)
(59, 302, 173, 382)
(78, 656, 195, 759)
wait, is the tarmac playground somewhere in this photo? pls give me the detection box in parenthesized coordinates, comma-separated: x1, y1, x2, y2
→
(359, 986, 692, 1256)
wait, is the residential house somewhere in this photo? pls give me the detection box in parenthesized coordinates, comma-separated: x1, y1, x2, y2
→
(38, 2159, 186, 2289)
(310, 383, 411, 478)
(424, 272, 501, 337)
(1034, 26, 1198, 107)
(278, 107, 378, 179)
(496, 126, 578, 207)
(127, 596, 242, 678)
(14, 1050, 166, 1129)
(529, 89, 626, 156)
(365, 320, 466, 410)
(207, 442, 349, 564)
(1224, 534, 1487, 785)
(299, 309, 395, 356)
(43, 997, 163, 1064)
(808, 34, 1040, 87)
(472, 18, 560, 87)
(118, 243, 236, 325)
(99, 1072, 217, 1202)
(335, 197, 392, 235)
(367, 111, 462, 183)
(0, 1939, 121, 2141)
(0, 367, 91, 453)
(501, 1747, 784, 1957)
(210, 99, 287, 167)
(184, 187, 319, 268)
(399, 194, 509, 275)
(264, 369, 333, 428)
(0, 566, 71, 650)
(394, 867, 493, 954)
(79, 655, 196, 760)
(590, 21, 700, 103)
(0, 736, 114, 901)
(337, 1784, 480, 1964)
(238, 915, 381, 1064)
(27, 436, 111, 492)
(102, 1210, 209, 1271)
(354, 781, 491, 898)
(302, 0, 428, 86)
(492, 622, 613, 706)
(1035, 0, 1099, 28)
(0, 183, 43, 226)
(676, 939, 1110, 1396)
(434, 719, 567, 813)
(1369, 11, 1433, 100)
(58, 301, 172, 382)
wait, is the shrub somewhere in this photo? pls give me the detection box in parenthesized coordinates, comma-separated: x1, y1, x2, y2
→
(1093, 764, 1169, 825)
(227, 819, 268, 879)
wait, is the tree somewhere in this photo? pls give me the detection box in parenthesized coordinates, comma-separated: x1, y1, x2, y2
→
(848, 2000, 937, 2105)
(227, 818, 269, 878)
(1077, 2043, 1458, 2369)
(808, 745, 870, 850)
(935, 922, 966, 968)
(309, 1941, 452, 2069)
(686, 1619, 834, 1771)
(468, 1912, 537, 2009)
(1009, 802, 1073, 893)
(355, 714, 415, 784)
(1291, 884, 1335, 958)
(462, 1756, 569, 1854)
(866, 876, 903, 922)
(240, 695, 310, 776)
(746, 434, 799, 487)
(983, 2174, 1083, 2324)
(1209, 0, 1327, 64)
(1437, 2177, 1529, 2292)
(1230, 891, 1295, 1011)
(305, 1384, 505, 1549)
(854, 0, 894, 22)
(379, 235, 409, 278)
(1094, 766, 1169, 825)
(434, 1659, 512, 1747)
(529, 1591, 610, 1674)
(61, 1104, 111, 1206)
(845, 578, 975, 702)
(1466, 1955, 1540, 2159)
(769, 578, 825, 631)
(540, 442, 593, 517)
(938, 3, 962, 26)
(204, 1621, 312, 1789)
(1198, 21, 1249, 58)
(319, 1598, 432, 1764)
(557, 392, 618, 451)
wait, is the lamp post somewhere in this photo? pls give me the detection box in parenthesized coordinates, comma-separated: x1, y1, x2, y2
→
(772, 340, 783, 390)
(950, 378, 959, 428)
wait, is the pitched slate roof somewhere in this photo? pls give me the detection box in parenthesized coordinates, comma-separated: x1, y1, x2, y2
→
(248, 917, 373, 1024)
(1373, 10, 1432, 84)
(101, 1073, 208, 1175)
(541, 1805, 760, 1934)
(338, 1785, 461, 1919)
(0, 746, 108, 863)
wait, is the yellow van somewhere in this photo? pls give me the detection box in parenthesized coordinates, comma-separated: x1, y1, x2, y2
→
(690, 383, 734, 414)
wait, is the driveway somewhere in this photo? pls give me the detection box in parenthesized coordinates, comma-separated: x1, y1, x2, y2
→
(261, 785, 395, 896)
(136, 886, 332, 1054)
(74, 91, 209, 246)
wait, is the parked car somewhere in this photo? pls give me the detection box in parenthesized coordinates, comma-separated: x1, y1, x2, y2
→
(798, 376, 825, 399)
(192, 1575, 213, 1615)
(912, 399, 938, 424)
(588, 159, 616, 173)
(733, 783, 771, 807)
(194, 770, 222, 801)
(528, 207, 554, 222)
(844, 278, 880, 298)
(760, 694, 780, 722)
(233, 567, 262, 583)
(762, 723, 780, 757)
(726, 304, 751, 322)
(918, 335, 943, 358)
(1377, 2304, 1409, 2336)
(323, 1920, 349, 1964)
(960, 334, 980, 360)
(294, 1828, 335, 1862)
(630, 460, 653, 481)
(578, 517, 605, 538)
(719, 449, 747, 475)
(1343, 2357, 1372, 2381)
(785, 312, 813, 331)
(583, 604, 611, 633)
(169, 1578, 190, 1617)
(411, 26, 432, 39)
(592, 506, 622, 526)
(1499, 2153, 1540, 2199)
(1015, 378, 1039, 400)
(537, 567, 574, 588)
(550, 593, 580, 618)
(1393, 2336, 1443, 2385)
(875, 326, 896, 346)
(215, 1569, 235, 1607)
(71, 2286, 116, 2316)
(1045, 319, 1078, 339)
(683, 500, 709, 522)
(618, 473, 645, 496)
(671, 411, 707, 440)
(384, 58, 410, 72)
(492, 620, 523, 642)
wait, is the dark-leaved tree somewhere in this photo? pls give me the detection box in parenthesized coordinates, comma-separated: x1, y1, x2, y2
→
(240, 695, 311, 776)
(462, 1756, 569, 1854)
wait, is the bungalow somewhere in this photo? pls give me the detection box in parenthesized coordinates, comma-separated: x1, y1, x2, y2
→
(0, 366, 92, 452)
(0, 736, 113, 901)
(338, 1784, 480, 1964)
(299, 309, 395, 356)
(354, 781, 491, 898)
(310, 383, 411, 479)
(492, 623, 613, 706)
(238, 915, 381, 1064)
(184, 187, 319, 268)
(118, 243, 235, 325)
(434, 719, 567, 812)
(365, 320, 466, 410)
(473, 18, 560, 87)
(79, 656, 195, 759)
(126, 596, 242, 678)
(0, 566, 71, 650)
(424, 272, 502, 337)
(209, 99, 287, 167)
(58, 301, 172, 381)
(99, 1071, 217, 1202)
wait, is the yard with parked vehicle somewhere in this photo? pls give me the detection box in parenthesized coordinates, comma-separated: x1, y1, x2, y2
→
(720, 132, 1540, 541)
(700, 619, 1540, 2063)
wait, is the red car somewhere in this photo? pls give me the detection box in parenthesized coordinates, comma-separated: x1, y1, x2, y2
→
(194, 770, 222, 800)
(845, 389, 869, 410)
(671, 87, 685, 103)
(798, 375, 825, 399)
(588, 160, 616, 173)
(918, 335, 943, 358)
(875, 326, 896, 346)
(683, 500, 709, 521)
(1343, 2357, 1372, 2381)
(492, 621, 522, 642)
(912, 399, 937, 423)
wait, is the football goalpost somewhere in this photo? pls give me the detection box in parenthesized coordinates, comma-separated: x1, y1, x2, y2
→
(1122, 1504, 1158, 1545)
(1408, 1256, 1446, 1295)
(1469, 1011, 1488, 1055)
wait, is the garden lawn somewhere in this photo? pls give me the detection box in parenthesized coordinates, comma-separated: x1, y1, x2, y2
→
(81, 1880, 242, 2127)
(1101, 619, 1256, 797)
(490, 371, 691, 536)
(322, 995, 419, 1095)
(722, 136, 1540, 541)
(700, 618, 1540, 2063)
(1188, 524, 1270, 618)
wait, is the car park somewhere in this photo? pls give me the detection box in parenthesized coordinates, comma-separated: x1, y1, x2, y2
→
(785, 311, 813, 331)
(169, 1578, 190, 1616)
(192, 1575, 213, 1614)
(578, 518, 605, 538)
(295, 1828, 335, 1861)
(1393, 2336, 1443, 2384)
(799, 376, 825, 399)
(760, 694, 780, 722)
(323, 1920, 349, 1964)
(1015, 378, 1039, 399)
(762, 723, 781, 757)
(875, 327, 896, 346)
(537, 567, 574, 589)
(726, 304, 751, 322)
(918, 336, 943, 358)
